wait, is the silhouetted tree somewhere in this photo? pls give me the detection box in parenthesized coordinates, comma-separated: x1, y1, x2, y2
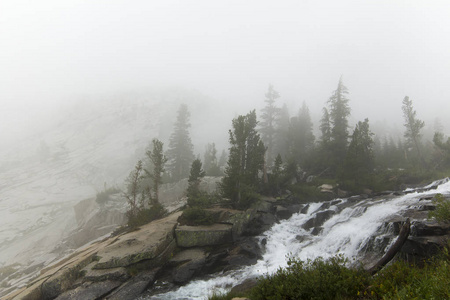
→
(342, 119, 374, 186)
(288, 102, 315, 167)
(328, 77, 351, 172)
(187, 159, 206, 201)
(167, 104, 195, 181)
(125, 160, 144, 220)
(402, 96, 425, 167)
(221, 110, 266, 208)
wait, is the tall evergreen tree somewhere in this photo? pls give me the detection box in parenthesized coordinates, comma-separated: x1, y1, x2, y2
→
(402, 96, 425, 166)
(328, 77, 351, 172)
(167, 104, 195, 181)
(145, 139, 167, 205)
(319, 107, 332, 146)
(221, 110, 266, 208)
(260, 84, 280, 166)
(342, 119, 374, 186)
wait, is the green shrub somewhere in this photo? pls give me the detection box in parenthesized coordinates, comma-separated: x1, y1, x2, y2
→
(187, 191, 213, 208)
(96, 186, 121, 205)
(127, 203, 166, 228)
(428, 193, 450, 223)
(178, 207, 215, 226)
(249, 255, 369, 300)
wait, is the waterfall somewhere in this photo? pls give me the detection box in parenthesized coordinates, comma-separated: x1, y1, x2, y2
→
(144, 178, 450, 300)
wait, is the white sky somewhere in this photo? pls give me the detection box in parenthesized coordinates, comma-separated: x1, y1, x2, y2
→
(1, 0, 450, 143)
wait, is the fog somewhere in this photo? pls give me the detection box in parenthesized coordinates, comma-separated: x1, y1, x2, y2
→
(2, 0, 450, 146)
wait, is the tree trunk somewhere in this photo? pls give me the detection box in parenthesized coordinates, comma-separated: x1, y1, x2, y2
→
(367, 218, 411, 275)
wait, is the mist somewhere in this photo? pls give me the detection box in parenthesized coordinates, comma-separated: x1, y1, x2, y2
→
(2, 0, 450, 144)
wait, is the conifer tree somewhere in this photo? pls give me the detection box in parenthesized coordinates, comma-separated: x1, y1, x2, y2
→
(125, 160, 144, 220)
(274, 103, 290, 160)
(402, 96, 425, 166)
(328, 77, 351, 169)
(342, 119, 374, 185)
(288, 102, 315, 166)
(260, 84, 280, 166)
(221, 110, 266, 208)
(167, 104, 195, 181)
(145, 139, 167, 205)
(187, 158, 206, 204)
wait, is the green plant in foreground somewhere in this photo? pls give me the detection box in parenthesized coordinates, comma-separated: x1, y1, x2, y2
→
(428, 193, 450, 223)
(249, 255, 369, 300)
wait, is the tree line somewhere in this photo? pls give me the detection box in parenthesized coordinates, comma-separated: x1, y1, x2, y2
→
(122, 77, 450, 224)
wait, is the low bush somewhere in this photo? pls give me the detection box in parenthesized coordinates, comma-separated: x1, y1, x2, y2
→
(127, 203, 166, 228)
(428, 193, 450, 223)
(178, 207, 215, 226)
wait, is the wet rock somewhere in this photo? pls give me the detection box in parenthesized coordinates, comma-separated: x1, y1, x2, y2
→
(54, 280, 121, 300)
(83, 264, 129, 282)
(230, 278, 258, 295)
(300, 204, 310, 214)
(175, 224, 233, 248)
(106, 269, 159, 300)
(275, 205, 292, 220)
(411, 222, 450, 237)
(311, 227, 323, 236)
(302, 210, 335, 230)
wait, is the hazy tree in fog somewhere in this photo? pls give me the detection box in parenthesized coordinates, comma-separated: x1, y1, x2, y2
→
(221, 110, 266, 208)
(328, 77, 351, 172)
(273, 103, 291, 160)
(259, 84, 280, 166)
(218, 149, 227, 169)
(433, 130, 450, 168)
(203, 143, 221, 176)
(145, 139, 167, 205)
(402, 96, 425, 166)
(167, 104, 195, 181)
(342, 119, 374, 185)
(287, 102, 315, 167)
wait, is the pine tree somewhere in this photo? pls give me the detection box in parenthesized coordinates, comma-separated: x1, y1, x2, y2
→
(342, 119, 374, 186)
(187, 159, 206, 206)
(145, 139, 167, 205)
(402, 96, 425, 167)
(221, 110, 266, 208)
(260, 85, 280, 166)
(167, 104, 195, 181)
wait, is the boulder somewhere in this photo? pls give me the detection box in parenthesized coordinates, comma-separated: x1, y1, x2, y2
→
(106, 268, 160, 300)
(54, 280, 121, 300)
(94, 212, 181, 269)
(175, 224, 233, 248)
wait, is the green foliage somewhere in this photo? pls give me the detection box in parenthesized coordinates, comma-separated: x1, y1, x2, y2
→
(220, 110, 265, 209)
(187, 159, 206, 199)
(327, 77, 351, 173)
(167, 103, 195, 181)
(127, 203, 166, 228)
(178, 207, 215, 226)
(369, 254, 450, 299)
(250, 255, 369, 300)
(187, 191, 212, 208)
(428, 193, 450, 223)
(95, 186, 121, 205)
(341, 118, 374, 187)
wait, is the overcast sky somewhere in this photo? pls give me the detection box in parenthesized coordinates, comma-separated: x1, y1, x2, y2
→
(2, 0, 450, 144)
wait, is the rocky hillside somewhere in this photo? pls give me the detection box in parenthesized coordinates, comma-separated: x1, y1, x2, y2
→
(0, 88, 228, 296)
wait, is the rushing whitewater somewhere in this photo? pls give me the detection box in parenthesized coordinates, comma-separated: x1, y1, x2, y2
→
(145, 178, 450, 300)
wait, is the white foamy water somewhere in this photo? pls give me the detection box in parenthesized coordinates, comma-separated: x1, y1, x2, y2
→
(146, 178, 450, 300)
